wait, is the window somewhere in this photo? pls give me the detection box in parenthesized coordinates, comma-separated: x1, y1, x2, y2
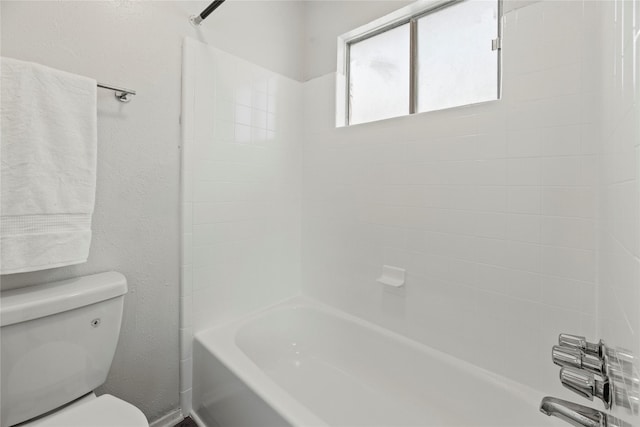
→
(349, 23, 411, 125)
(339, 0, 501, 126)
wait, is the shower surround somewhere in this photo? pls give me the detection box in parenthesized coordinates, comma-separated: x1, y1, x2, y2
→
(181, 0, 639, 425)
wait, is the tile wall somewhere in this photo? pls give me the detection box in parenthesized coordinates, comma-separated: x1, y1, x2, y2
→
(597, 0, 640, 422)
(302, 0, 601, 395)
(181, 38, 303, 413)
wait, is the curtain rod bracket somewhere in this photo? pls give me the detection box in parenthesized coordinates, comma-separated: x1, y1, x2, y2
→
(189, 15, 203, 27)
(189, 0, 226, 26)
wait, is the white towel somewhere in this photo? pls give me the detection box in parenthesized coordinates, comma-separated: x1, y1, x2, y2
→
(1, 57, 97, 274)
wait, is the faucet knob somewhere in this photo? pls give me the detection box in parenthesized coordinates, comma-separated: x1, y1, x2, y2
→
(553, 345, 605, 376)
(560, 367, 611, 408)
(559, 334, 604, 358)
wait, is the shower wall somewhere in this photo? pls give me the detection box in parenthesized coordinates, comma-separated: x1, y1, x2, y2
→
(178, 0, 639, 420)
(181, 38, 303, 411)
(597, 0, 640, 422)
(301, 0, 601, 395)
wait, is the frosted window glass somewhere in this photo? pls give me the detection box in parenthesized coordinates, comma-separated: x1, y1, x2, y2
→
(417, 0, 498, 113)
(349, 24, 410, 125)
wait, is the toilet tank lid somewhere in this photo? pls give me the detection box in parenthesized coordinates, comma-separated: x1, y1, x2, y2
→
(1, 272, 127, 327)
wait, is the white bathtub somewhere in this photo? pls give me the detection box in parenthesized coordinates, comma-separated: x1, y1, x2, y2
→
(193, 297, 561, 427)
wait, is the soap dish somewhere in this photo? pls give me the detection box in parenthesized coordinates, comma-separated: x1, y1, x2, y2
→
(376, 265, 405, 288)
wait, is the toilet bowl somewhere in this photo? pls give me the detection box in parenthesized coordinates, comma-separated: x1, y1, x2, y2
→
(0, 272, 149, 427)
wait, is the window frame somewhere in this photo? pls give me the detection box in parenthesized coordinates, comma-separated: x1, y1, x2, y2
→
(337, 0, 502, 127)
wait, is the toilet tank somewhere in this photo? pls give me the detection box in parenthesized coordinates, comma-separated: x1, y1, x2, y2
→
(0, 272, 128, 427)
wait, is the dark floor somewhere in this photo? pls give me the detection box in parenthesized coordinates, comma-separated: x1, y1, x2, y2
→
(173, 417, 198, 427)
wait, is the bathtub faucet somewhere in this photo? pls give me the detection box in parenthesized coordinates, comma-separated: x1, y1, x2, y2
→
(539, 397, 631, 427)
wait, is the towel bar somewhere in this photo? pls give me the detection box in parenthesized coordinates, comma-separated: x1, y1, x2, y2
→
(97, 83, 136, 103)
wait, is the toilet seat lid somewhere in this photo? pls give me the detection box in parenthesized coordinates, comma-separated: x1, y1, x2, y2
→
(28, 394, 148, 427)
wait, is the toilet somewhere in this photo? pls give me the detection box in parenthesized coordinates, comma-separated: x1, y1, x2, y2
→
(0, 272, 149, 427)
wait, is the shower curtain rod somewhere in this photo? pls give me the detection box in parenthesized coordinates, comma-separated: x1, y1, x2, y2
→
(190, 0, 226, 26)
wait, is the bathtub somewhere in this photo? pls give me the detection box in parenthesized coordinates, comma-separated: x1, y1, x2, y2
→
(192, 297, 561, 427)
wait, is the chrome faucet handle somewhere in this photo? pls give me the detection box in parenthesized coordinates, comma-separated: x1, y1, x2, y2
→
(540, 396, 631, 427)
(560, 367, 611, 408)
(559, 334, 605, 358)
(553, 345, 606, 376)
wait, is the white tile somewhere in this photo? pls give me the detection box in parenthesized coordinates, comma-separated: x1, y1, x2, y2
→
(472, 186, 507, 212)
(234, 104, 252, 126)
(541, 276, 592, 313)
(252, 91, 268, 111)
(267, 112, 277, 131)
(506, 214, 540, 243)
(541, 246, 596, 283)
(474, 212, 507, 239)
(502, 268, 542, 302)
(507, 158, 541, 186)
(473, 237, 507, 267)
(212, 120, 234, 142)
(505, 241, 541, 273)
(541, 216, 595, 250)
(509, 63, 582, 102)
(541, 157, 580, 186)
(214, 98, 235, 123)
(252, 109, 267, 129)
(448, 259, 478, 286)
(506, 128, 542, 158)
(540, 125, 582, 157)
(542, 187, 596, 218)
(476, 132, 507, 160)
(235, 85, 252, 107)
(474, 159, 507, 186)
(507, 187, 541, 214)
(474, 263, 508, 294)
(506, 95, 582, 131)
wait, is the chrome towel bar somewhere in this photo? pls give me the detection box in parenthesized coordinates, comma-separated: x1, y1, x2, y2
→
(97, 83, 136, 103)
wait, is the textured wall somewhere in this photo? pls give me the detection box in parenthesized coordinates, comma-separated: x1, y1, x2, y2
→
(0, 1, 303, 422)
(302, 0, 600, 398)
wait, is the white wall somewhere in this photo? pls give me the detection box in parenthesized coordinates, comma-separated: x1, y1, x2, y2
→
(597, 0, 640, 422)
(0, 0, 303, 422)
(181, 38, 303, 411)
(302, 0, 412, 80)
(302, 0, 601, 397)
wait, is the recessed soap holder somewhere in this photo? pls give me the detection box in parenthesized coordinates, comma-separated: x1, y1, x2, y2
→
(376, 265, 405, 288)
